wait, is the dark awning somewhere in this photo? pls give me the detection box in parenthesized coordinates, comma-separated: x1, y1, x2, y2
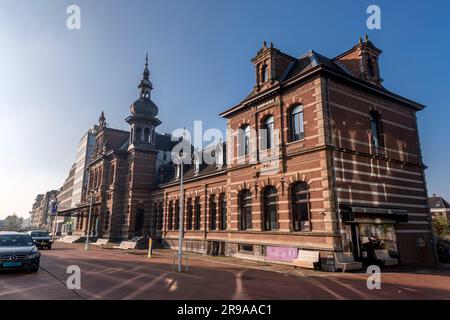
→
(340, 205, 408, 224)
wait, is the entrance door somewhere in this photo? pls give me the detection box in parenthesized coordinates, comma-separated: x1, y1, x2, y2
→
(347, 224, 362, 261)
(135, 209, 144, 235)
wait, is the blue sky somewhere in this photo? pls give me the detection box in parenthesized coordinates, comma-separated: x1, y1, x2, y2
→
(0, 0, 449, 218)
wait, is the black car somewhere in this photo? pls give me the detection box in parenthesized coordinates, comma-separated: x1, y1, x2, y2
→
(28, 230, 53, 250)
(0, 231, 40, 272)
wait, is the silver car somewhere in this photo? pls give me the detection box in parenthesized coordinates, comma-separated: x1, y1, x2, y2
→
(0, 231, 40, 272)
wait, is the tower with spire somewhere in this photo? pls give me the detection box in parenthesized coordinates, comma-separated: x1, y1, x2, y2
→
(126, 53, 161, 151)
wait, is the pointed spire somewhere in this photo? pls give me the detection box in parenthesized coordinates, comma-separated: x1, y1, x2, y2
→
(143, 52, 150, 81)
(99, 110, 106, 128)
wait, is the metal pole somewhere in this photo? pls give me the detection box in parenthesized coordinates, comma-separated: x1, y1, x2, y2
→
(85, 194, 93, 251)
(52, 213, 58, 243)
(177, 157, 184, 272)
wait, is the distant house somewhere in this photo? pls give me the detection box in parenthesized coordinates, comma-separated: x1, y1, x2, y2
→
(0, 220, 5, 230)
(429, 194, 450, 221)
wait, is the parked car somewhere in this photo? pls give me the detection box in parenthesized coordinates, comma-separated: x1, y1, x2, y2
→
(0, 231, 40, 272)
(27, 230, 53, 250)
(436, 240, 450, 263)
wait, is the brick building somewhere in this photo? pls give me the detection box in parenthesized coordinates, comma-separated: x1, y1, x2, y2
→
(429, 194, 450, 221)
(69, 37, 436, 266)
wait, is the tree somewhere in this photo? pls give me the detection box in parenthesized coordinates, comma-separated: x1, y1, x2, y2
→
(3, 214, 24, 231)
(432, 217, 450, 239)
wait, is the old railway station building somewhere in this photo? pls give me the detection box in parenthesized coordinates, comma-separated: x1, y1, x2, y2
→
(65, 37, 436, 266)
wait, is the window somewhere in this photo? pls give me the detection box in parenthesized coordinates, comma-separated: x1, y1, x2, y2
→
(263, 187, 278, 231)
(261, 64, 269, 83)
(193, 153, 200, 175)
(239, 190, 252, 230)
(367, 57, 376, 77)
(263, 116, 275, 150)
(109, 164, 115, 185)
(158, 203, 163, 230)
(187, 198, 193, 230)
(104, 211, 110, 231)
(153, 203, 158, 233)
(289, 105, 304, 142)
(239, 244, 253, 253)
(220, 194, 227, 230)
(175, 164, 181, 180)
(239, 125, 251, 156)
(175, 200, 180, 230)
(291, 182, 311, 231)
(168, 201, 174, 230)
(210, 195, 217, 230)
(194, 197, 201, 230)
(370, 111, 382, 148)
(135, 127, 142, 142)
(215, 145, 224, 168)
(144, 128, 150, 143)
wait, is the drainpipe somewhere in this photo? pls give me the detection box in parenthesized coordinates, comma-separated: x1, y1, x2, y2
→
(323, 77, 346, 253)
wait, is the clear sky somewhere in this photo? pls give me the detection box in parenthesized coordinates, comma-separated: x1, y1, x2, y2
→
(0, 0, 449, 219)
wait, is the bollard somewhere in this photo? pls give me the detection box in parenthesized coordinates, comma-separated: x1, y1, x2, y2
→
(148, 238, 153, 258)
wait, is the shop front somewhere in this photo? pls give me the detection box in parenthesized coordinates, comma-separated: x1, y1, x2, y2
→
(341, 205, 408, 265)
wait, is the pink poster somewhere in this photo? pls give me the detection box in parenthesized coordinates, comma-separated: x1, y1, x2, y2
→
(266, 246, 298, 262)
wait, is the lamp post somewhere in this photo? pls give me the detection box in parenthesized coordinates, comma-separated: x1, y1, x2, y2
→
(177, 157, 184, 272)
(85, 193, 94, 251)
(51, 199, 59, 243)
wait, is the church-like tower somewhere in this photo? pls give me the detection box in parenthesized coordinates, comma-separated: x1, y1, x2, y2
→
(126, 53, 161, 151)
(121, 55, 162, 239)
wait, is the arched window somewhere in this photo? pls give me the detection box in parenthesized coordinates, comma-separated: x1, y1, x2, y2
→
(289, 105, 304, 142)
(239, 190, 252, 230)
(263, 116, 275, 150)
(175, 200, 180, 230)
(158, 202, 163, 230)
(168, 201, 174, 230)
(135, 127, 142, 142)
(239, 125, 251, 156)
(151, 128, 155, 144)
(291, 182, 310, 231)
(144, 128, 150, 143)
(261, 64, 269, 83)
(263, 187, 278, 231)
(367, 57, 376, 77)
(194, 197, 201, 230)
(109, 164, 115, 185)
(209, 195, 217, 230)
(220, 194, 227, 230)
(187, 198, 193, 230)
(153, 203, 158, 233)
(370, 111, 382, 148)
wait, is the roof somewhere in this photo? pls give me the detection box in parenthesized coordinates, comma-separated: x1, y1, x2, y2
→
(220, 48, 425, 117)
(159, 143, 227, 186)
(429, 196, 450, 209)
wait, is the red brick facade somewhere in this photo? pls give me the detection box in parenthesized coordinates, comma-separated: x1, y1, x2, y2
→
(70, 38, 436, 267)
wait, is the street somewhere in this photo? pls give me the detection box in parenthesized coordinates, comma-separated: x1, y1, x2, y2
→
(0, 242, 449, 300)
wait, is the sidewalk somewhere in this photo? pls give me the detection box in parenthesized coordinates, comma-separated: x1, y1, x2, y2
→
(57, 241, 450, 278)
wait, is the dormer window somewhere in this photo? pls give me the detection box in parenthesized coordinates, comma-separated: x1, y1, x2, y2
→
(193, 153, 200, 175)
(367, 57, 376, 78)
(216, 148, 223, 169)
(175, 164, 181, 180)
(261, 64, 269, 83)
